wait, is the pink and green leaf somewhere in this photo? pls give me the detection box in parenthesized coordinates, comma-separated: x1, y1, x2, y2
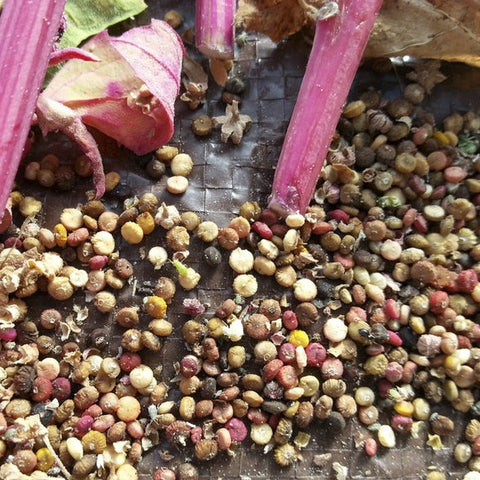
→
(42, 19, 185, 156)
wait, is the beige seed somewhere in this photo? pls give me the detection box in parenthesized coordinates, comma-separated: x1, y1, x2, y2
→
(166, 175, 189, 194)
(171, 153, 193, 176)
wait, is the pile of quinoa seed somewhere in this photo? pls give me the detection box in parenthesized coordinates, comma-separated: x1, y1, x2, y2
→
(2, 79, 480, 480)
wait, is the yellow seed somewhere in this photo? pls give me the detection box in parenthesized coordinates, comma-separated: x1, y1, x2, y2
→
(36, 447, 55, 471)
(207, 317, 227, 338)
(136, 212, 155, 235)
(121, 221, 144, 244)
(81, 430, 107, 454)
(288, 330, 309, 348)
(444, 354, 461, 374)
(53, 223, 68, 247)
(144, 296, 167, 318)
(393, 400, 414, 417)
(432, 131, 450, 146)
(443, 130, 458, 146)
(412, 397, 430, 420)
(409, 315, 426, 334)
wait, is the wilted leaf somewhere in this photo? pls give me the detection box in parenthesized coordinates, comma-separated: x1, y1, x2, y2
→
(236, 0, 480, 66)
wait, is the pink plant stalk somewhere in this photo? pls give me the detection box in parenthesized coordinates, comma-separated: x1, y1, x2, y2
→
(0, 0, 66, 226)
(268, 0, 383, 216)
(195, 0, 236, 59)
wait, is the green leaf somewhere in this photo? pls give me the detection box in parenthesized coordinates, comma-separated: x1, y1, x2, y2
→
(60, 0, 147, 48)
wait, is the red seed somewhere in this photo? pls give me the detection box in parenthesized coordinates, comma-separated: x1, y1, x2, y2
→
(402, 208, 418, 227)
(270, 223, 289, 237)
(444, 166, 468, 183)
(119, 352, 142, 372)
(387, 330, 402, 347)
(247, 407, 269, 424)
(412, 214, 428, 233)
(258, 209, 279, 227)
(92, 414, 115, 432)
(312, 221, 333, 235)
(51, 377, 71, 402)
(345, 306, 367, 323)
(320, 357, 343, 379)
(75, 415, 94, 435)
(276, 365, 298, 389)
(384, 361, 403, 383)
(327, 209, 349, 223)
(377, 379, 393, 398)
(83, 404, 102, 418)
(365, 438, 377, 456)
(88, 255, 109, 270)
(31, 376, 52, 402)
(190, 426, 203, 444)
(333, 252, 354, 269)
(457, 269, 478, 293)
(251, 221, 273, 239)
(154, 468, 177, 480)
(262, 359, 284, 382)
(282, 310, 298, 330)
(67, 227, 90, 247)
(429, 290, 449, 314)
(391, 414, 413, 433)
(305, 342, 327, 367)
(401, 361, 417, 383)
(225, 418, 248, 442)
(4, 237, 22, 249)
(384, 298, 400, 319)
(278, 342, 296, 364)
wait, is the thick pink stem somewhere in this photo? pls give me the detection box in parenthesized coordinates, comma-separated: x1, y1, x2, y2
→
(268, 0, 383, 216)
(195, 0, 235, 59)
(0, 0, 66, 222)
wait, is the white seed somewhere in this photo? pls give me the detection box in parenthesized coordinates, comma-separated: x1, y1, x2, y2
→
(365, 283, 385, 303)
(91, 231, 116, 255)
(166, 175, 189, 194)
(171, 153, 193, 176)
(233, 274, 258, 297)
(66, 437, 84, 460)
(283, 229, 300, 252)
(296, 346, 307, 369)
(324, 317, 348, 342)
(423, 205, 445, 221)
(117, 463, 138, 480)
(229, 247, 254, 273)
(379, 239, 402, 261)
(69, 269, 89, 288)
(257, 239, 279, 260)
(353, 266, 370, 285)
(197, 221, 219, 242)
(148, 246, 168, 269)
(179, 267, 201, 290)
(285, 213, 305, 228)
(377, 424, 396, 448)
(60, 208, 83, 230)
(293, 278, 317, 302)
(130, 365, 154, 390)
(250, 423, 273, 445)
(369, 272, 387, 290)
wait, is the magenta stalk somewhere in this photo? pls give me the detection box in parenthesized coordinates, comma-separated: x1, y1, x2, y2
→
(268, 0, 383, 216)
(0, 0, 66, 223)
(195, 0, 235, 59)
